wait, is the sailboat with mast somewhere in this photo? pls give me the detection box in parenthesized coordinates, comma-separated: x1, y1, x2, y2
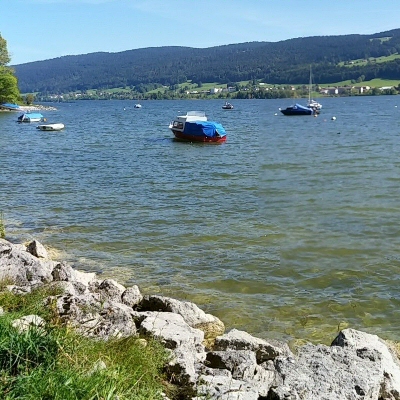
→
(307, 66, 322, 111)
(279, 66, 322, 116)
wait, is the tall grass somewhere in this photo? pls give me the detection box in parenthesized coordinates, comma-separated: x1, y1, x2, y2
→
(0, 212, 5, 239)
(0, 286, 172, 399)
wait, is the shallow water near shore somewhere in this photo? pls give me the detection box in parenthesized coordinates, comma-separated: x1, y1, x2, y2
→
(1, 97, 400, 345)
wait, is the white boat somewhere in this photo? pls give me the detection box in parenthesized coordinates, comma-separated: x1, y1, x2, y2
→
(36, 123, 65, 131)
(134, 104, 142, 108)
(169, 111, 208, 131)
(307, 66, 322, 111)
(308, 99, 322, 110)
(222, 101, 234, 110)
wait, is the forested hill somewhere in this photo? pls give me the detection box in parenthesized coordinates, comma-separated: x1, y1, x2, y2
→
(13, 28, 400, 94)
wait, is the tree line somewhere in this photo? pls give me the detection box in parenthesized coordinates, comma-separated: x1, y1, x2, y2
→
(0, 34, 21, 104)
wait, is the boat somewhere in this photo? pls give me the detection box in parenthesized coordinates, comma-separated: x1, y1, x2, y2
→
(222, 102, 234, 110)
(280, 67, 322, 115)
(307, 66, 322, 111)
(279, 103, 318, 116)
(17, 112, 44, 123)
(169, 111, 227, 143)
(134, 104, 142, 108)
(307, 99, 322, 111)
(1, 103, 21, 111)
(36, 123, 65, 131)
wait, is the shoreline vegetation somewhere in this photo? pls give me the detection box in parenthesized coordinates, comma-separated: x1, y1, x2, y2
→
(32, 83, 400, 102)
(3, 76, 400, 107)
(1, 83, 398, 115)
(15, 78, 400, 103)
(1, 236, 400, 399)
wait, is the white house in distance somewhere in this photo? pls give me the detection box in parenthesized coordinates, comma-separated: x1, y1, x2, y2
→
(210, 88, 222, 94)
(359, 86, 370, 93)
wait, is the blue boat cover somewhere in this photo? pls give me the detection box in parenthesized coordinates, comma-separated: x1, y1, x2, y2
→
(22, 113, 43, 118)
(18, 112, 44, 121)
(183, 121, 227, 138)
(1, 103, 20, 110)
(293, 103, 311, 111)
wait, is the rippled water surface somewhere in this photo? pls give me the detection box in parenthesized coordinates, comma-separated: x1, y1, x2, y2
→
(2, 97, 400, 344)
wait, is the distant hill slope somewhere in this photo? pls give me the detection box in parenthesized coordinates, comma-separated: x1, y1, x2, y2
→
(13, 29, 400, 94)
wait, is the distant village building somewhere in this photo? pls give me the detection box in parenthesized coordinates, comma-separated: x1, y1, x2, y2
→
(357, 86, 370, 93)
(210, 88, 222, 94)
(320, 87, 339, 95)
(337, 87, 351, 95)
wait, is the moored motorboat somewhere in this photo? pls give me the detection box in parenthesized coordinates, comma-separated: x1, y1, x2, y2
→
(222, 101, 234, 110)
(134, 104, 142, 108)
(169, 111, 227, 143)
(17, 112, 44, 122)
(36, 123, 65, 131)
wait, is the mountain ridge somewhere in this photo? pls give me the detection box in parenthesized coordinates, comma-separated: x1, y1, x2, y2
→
(13, 29, 400, 94)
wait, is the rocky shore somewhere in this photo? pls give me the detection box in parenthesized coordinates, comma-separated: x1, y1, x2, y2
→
(1, 237, 400, 399)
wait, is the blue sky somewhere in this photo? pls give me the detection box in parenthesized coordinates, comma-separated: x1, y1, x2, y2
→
(2, 0, 400, 65)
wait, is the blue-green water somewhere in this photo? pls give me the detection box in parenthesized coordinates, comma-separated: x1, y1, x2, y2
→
(1, 97, 400, 345)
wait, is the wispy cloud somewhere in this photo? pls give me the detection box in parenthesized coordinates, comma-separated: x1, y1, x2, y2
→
(26, 0, 118, 4)
(129, 0, 267, 22)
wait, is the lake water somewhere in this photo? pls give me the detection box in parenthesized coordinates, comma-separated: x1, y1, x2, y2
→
(1, 97, 400, 345)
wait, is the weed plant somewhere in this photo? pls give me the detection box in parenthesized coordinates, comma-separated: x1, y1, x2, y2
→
(0, 286, 171, 399)
(0, 212, 5, 239)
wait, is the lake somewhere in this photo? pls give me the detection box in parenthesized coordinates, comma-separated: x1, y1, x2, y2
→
(1, 96, 400, 345)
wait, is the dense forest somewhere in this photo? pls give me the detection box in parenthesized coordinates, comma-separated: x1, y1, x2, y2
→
(13, 28, 400, 95)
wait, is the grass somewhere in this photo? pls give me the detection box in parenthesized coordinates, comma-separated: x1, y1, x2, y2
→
(339, 53, 400, 67)
(0, 212, 5, 239)
(0, 285, 172, 399)
(330, 78, 400, 88)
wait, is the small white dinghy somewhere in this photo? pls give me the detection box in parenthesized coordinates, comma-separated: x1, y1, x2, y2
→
(36, 123, 65, 131)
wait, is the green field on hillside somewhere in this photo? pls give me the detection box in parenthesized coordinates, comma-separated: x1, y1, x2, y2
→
(325, 78, 400, 88)
(339, 53, 400, 67)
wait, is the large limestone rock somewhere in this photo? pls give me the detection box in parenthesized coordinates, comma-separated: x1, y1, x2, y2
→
(0, 239, 53, 285)
(214, 328, 292, 362)
(26, 240, 48, 259)
(332, 329, 400, 400)
(140, 295, 225, 342)
(139, 312, 205, 388)
(268, 329, 400, 400)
